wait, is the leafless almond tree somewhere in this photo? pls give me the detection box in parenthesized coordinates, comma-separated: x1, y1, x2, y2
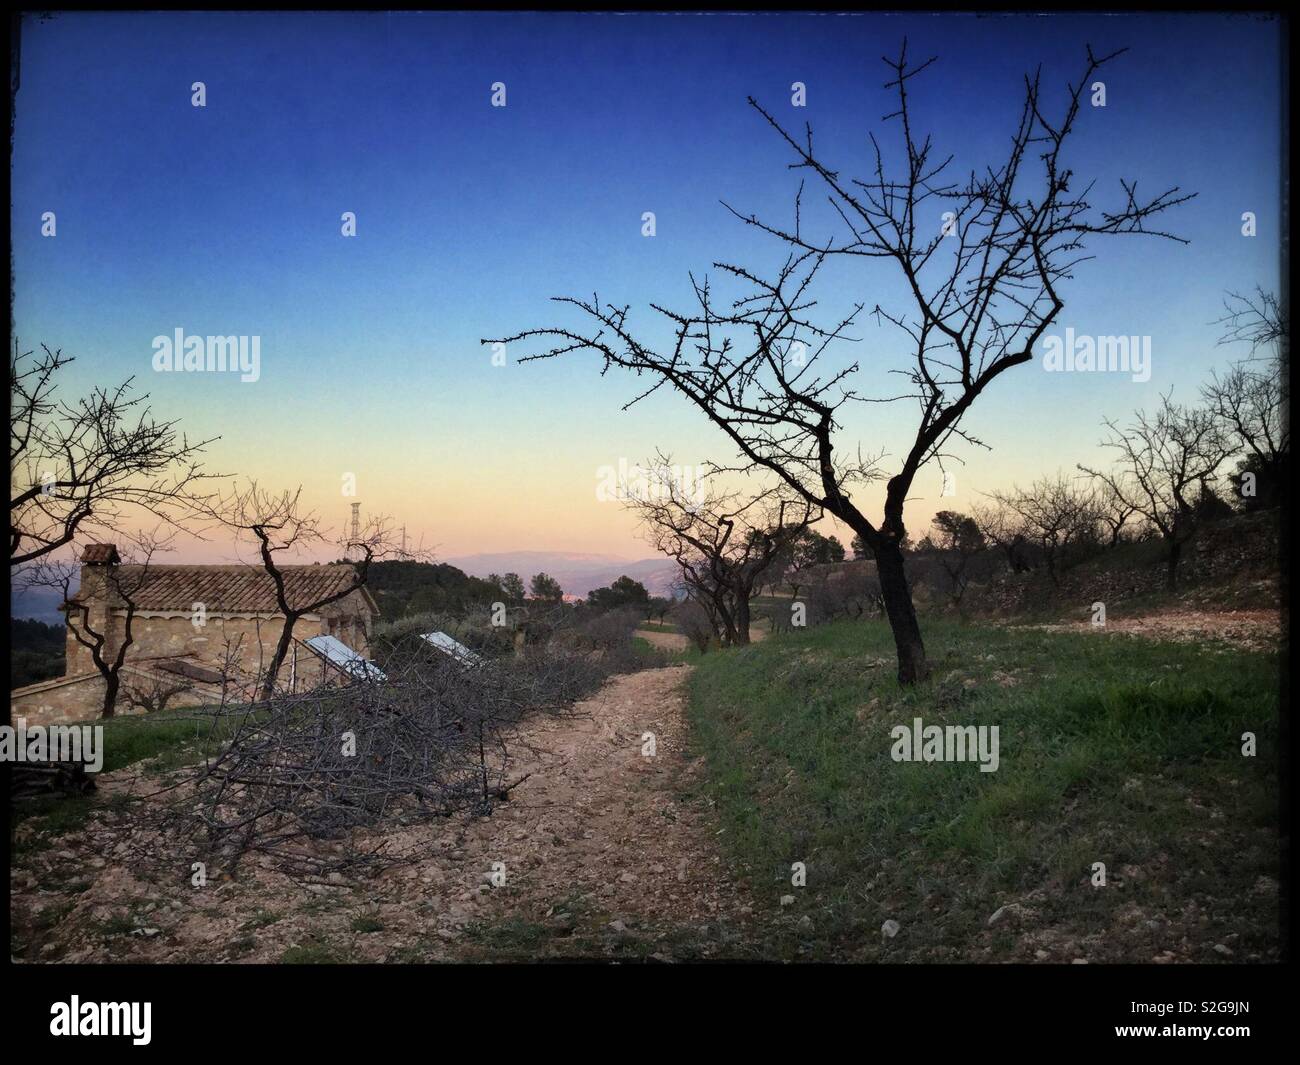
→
(210, 481, 408, 700)
(26, 532, 171, 718)
(990, 473, 1098, 586)
(486, 43, 1193, 684)
(1200, 362, 1288, 506)
(626, 459, 817, 646)
(1213, 287, 1287, 365)
(1080, 394, 1233, 590)
(1093, 474, 1145, 547)
(970, 500, 1034, 574)
(10, 342, 218, 565)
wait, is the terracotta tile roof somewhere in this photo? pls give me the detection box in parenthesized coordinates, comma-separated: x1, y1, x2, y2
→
(99, 564, 378, 616)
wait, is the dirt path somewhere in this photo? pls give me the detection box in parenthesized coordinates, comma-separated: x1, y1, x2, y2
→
(1015, 608, 1281, 652)
(636, 626, 769, 651)
(636, 627, 689, 651)
(13, 665, 761, 963)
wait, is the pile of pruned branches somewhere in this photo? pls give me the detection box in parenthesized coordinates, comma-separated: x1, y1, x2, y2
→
(143, 614, 659, 880)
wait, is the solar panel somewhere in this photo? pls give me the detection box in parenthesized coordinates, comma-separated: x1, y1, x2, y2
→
(303, 634, 387, 681)
(420, 631, 484, 667)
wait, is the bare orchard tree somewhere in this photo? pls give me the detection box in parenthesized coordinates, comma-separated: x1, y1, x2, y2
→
(10, 342, 218, 565)
(970, 500, 1034, 574)
(211, 481, 404, 700)
(1080, 394, 1233, 590)
(628, 460, 817, 646)
(123, 674, 194, 715)
(25, 532, 171, 718)
(486, 43, 1193, 684)
(1093, 474, 1145, 547)
(1200, 362, 1288, 509)
(669, 595, 719, 653)
(1213, 287, 1287, 365)
(990, 474, 1099, 586)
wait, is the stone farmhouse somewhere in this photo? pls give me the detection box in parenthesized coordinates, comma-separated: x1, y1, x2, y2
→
(10, 544, 380, 725)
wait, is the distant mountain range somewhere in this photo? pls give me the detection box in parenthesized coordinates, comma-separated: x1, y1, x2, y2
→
(9, 583, 69, 625)
(8, 552, 680, 624)
(443, 551, 679, 598)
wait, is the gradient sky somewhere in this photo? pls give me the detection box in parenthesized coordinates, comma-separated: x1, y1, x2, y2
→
(11, 10, 1283, 567)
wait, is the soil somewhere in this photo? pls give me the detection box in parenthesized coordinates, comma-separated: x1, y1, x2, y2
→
(11, 666, 763, 963)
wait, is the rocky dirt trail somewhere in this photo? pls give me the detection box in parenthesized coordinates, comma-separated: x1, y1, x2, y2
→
(12, 665, 767, 963)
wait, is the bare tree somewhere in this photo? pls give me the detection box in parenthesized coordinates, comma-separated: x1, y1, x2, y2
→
(1080, 395, 1233, 590)
(27, 533, 170, 718)
(1213, 287, 1287, 364)
(627, 459, 816, 645)
(1200, 362, 1287, 509)
(669, 597, 718, 653)
(123, 674, 195, 715)
(211, 482, 403, 700)
(1093, 475, 1144, 547)
(486, 43, 1192, 684)
(990, 474, 1098, 586)
(10, 342, 218, 565)
(970, 499, 1034, 574)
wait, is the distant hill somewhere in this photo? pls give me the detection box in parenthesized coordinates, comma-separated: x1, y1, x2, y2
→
(364, 559, 501, 618)
(444, 552, 679, 598)
(9, 582, 69, 625)
(10, 618, 66, 689)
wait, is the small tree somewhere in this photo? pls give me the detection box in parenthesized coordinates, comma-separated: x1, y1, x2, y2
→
(487, 43, 1193, 684)
(10, 342, 217, 565)
(1200, 363, 1287, 510)
(529, 572, 564, 603)
(28, 533, 169, 718)
(587, 575, 651, 612)
(628, 462, 816, 646)
(499, 573, 526, 602)
(670, 598, 716, 653)
(1081, 395, 1232, 590)
(971, 500, 1034, 574)
(1094, 476, 1144, 547)
(213, 482, 399, 700)
(646, 596, 673, 624)
(124, 674, 195, 715)
(991, 474, 1098, 586)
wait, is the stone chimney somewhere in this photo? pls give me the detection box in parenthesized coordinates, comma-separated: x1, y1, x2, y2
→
(64, 543, 123, 673)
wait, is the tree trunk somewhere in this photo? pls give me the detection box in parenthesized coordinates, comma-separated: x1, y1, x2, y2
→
(100, 671, 120, 719)
(262, 618, 297, 701)
(874, 539, 930, 685)
(1166, 537, 1182, 591)
(733, 594, 751, 645)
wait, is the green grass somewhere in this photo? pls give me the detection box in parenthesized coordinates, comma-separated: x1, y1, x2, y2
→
(686, 618, 1279, 962)
(240, 909, 283, 931)
(94, 704, 261, 773)
(350, 911, 385, 934)
(9, 705, 261, 855)
(280, 941, 347, 964)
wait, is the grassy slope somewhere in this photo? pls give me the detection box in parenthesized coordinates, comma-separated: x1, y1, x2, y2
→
(11, 706, 248, 851)
(685, 618, 1280, 962)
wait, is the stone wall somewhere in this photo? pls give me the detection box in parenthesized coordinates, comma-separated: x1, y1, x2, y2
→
(19, 613, 369, 725)
(7, 663, 220, 727)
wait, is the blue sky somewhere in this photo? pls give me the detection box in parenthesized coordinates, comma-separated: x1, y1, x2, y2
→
(11, 10, 1283, 561)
